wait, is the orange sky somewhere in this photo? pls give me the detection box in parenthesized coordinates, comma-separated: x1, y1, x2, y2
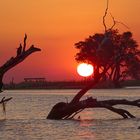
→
(0, 0, 140, 83)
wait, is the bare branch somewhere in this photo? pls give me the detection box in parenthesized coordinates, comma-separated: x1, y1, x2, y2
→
(116, 21, 130, 29)
(0, 97, 12, 118)
(109, 13, 116, 30)
(103, 0, 109, 32)
(47, 97, 140, 119)
(0, 97, 12, 104)
(103, 1, 129, 31)
(0, 35, 41, 92)
(23, 34, 27, 52)
(109, 13, 129, 30)
(0, 46, 41, 74)
(103, 105, 135, 118)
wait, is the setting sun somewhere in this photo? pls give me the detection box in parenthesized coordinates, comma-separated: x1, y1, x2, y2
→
(77, 63, 94, 77)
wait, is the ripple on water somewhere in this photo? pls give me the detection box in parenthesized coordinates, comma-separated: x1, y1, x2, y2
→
(0, 89, 140, 140)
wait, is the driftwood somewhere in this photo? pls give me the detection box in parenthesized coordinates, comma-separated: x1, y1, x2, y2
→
(47, 97, 140, 120)
(0, 97, 12, 116)
(0, 97, 12, 104)
(47, 70, 140, 120)
(47, 59, 140, 120)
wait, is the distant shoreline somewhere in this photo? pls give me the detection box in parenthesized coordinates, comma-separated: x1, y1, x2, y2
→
(3, 80, 140, 90)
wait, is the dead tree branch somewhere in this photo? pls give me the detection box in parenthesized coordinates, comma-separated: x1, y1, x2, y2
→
(0, 97, 12, 104)
(0, 34, 41, 91)
(0, 97, 12, 117)
(109, 13, 116, 30)
(46, 0, 139, 120)
(23, 33, 27, 52)
(103, 0, 109, 32)
(47, 97, 140, 120)
(116, 21, 130, 29)
(109, 13, 129, 30)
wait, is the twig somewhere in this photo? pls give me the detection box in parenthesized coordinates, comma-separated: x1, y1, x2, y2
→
(103, 0, 109, 32)
(109, 13, 116, 30)
(116, 21, 130, 29)
(23, 34, 27, 52)
(0, 97, 12, 104)
(0, 97, 12, 118)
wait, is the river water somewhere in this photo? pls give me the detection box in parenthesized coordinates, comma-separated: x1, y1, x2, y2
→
(0, 89, 140, 140)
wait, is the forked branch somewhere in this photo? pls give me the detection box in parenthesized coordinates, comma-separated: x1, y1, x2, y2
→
(47, 97, 140, 119)
(46, 0, 139, 120)
(103, 0, 109, 32)
(0, 34, 41, 91)
(0, 97, 12, 104)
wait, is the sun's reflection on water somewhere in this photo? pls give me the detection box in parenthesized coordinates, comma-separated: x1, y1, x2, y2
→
(77, 110, 96, 139)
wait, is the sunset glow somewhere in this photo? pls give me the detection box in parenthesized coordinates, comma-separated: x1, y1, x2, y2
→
(0, 0, 139, 82)
(77, 63, 93, 77)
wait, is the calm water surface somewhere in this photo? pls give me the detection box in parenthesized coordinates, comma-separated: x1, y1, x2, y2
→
(0, 89, 140, 140)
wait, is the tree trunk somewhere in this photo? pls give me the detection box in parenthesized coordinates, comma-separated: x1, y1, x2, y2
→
(47, 64, 140, 120)
(47, 65, 140, 120)
(47, 96, 140, 120)
(47, 35, 139, 120)
(112, 63, 121, 88)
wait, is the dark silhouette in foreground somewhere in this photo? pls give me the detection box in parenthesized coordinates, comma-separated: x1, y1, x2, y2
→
(0, 34, 41, 92)
(47, 72, 140, 120)
(47, 0, 140, 120)
(0, 97, 13, 116)
(0, 34, 41, 116)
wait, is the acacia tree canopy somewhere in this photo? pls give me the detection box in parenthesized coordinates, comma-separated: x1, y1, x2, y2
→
(75, 30, 140, 87)
(47, 0, 140, 120)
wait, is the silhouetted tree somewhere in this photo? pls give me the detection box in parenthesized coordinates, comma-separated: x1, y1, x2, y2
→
(75, 30, 140, 88)
(0, 34, 41, 92)
(0, 35, 41, 117)
(47, 0, 140, 120)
